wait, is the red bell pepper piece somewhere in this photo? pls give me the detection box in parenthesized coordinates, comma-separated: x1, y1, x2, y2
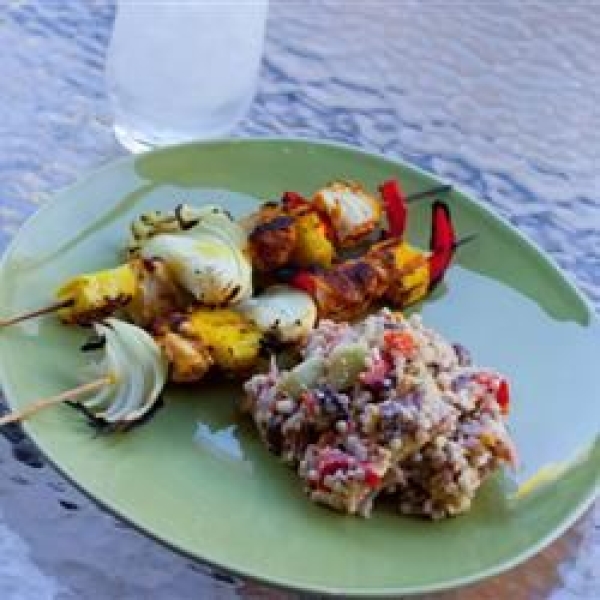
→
(427, 201, 456, 291)
(281, 191, 310, 210)
(319, 457, 353, 479)
(379, 179, 408, 239)
(317, 450, 355, 487)
(362, 464, 382, 488)
(318, 451, 381, 489)
(384, 331, 416, 357)
(496, 379, 510, 415)
(289, 271, 317, 295)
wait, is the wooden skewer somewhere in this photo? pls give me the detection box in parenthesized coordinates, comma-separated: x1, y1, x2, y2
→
(407, 184, 452, 202)
(0, 375, 113, 427)
(453, 232, 479, 250)
(0, 299, 72, 329)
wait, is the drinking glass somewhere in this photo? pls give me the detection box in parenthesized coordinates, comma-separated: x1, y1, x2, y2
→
(106, 0, 269, 152)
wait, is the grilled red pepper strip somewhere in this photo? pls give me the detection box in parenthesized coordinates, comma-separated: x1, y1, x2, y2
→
(379, 179, 408, 239)
(281, 191, 310, 211)
(427, 201, 456, 291)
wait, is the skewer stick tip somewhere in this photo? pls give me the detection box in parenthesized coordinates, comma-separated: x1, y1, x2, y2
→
(0, 375, 113, 427)
(406, 184, 452, 203)
(0, 299, 72, 329)
(453, 232, 479, 250)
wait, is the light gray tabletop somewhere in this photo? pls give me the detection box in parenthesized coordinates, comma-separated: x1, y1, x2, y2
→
(0, 1, 598, 598)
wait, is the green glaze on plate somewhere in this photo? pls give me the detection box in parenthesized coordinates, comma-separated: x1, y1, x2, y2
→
(0, 139, 598, 596)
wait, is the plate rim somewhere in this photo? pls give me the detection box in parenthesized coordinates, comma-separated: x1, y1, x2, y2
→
(0, 136, 598, 597)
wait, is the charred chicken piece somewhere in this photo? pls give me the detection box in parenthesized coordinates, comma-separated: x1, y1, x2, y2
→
(152, 318, 213, 383)
(248, 208, 298, 272)
(312, 180, 381, 248)
(288, 258, 389, 322)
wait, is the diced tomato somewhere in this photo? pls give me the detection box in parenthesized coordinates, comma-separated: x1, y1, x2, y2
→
(362, 465, 381, 488)
(496, 379, 510, 415)
(317, 450, 355, 487)
(319, 457, 352, 478)
(384, 331, 416, 357)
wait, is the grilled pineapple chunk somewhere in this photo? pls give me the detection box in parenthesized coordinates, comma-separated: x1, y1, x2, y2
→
(56, 264, 137, 325)
(291, 212, 334, 268)
(186, 309, 262, 372)
(389, 242, 430, 306)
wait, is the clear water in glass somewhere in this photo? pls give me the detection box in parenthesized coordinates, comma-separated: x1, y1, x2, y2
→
(106, 0, 269, 152)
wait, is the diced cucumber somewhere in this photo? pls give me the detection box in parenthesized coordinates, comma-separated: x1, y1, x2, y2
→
(327, 342, 369, 390)
(276, 357, 326, 397)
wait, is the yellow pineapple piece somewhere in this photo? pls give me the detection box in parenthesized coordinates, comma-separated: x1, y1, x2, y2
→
(291, 212, 335, 268)
(187, 309, 262, 372)
(56, 264, 137, 325)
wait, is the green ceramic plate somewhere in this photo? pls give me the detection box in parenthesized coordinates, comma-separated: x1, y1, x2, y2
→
(0, 139, 598, 596)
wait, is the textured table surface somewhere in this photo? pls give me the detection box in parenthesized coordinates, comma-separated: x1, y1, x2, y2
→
(0, 1, 598, 598)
